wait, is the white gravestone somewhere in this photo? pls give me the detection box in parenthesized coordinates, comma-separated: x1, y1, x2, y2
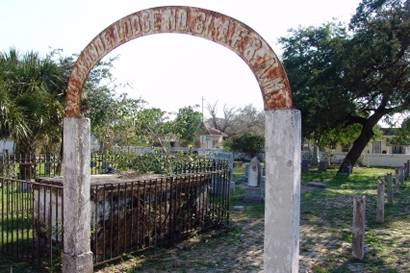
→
(248, 157, 260, 187)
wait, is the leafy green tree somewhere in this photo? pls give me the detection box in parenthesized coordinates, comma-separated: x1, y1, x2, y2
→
(82, 86, 117, 150)
(316, 125, 362, 149)
(83, 90, 145, 151)
(134, 108, 173, 149)
(113, 95, 145, 147)
(173, 105, 202, 145)
(280, 0, 410, 173)
(224, 133, 264, 157)
(391, 117, 410, 145)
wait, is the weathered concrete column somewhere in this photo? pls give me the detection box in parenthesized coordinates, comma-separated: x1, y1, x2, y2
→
(352, 196, 366, 260)
(264, 109, 301, 273)
(63, 118, 93, 273)
(386, 173, 393, 204)
(376, 179, 384, 224)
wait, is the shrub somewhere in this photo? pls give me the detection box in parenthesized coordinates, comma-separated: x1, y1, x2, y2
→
(224, 133, 264, 156)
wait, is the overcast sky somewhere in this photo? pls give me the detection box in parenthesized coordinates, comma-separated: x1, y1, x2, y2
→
(1, 0, 362, 116)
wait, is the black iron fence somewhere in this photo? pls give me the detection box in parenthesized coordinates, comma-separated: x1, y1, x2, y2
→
(0, 154, 62, 179)
(0, 153, 123, 179)
(0, 177, 63, 271)
(0, 153, 221, 178)
(0, 155, 230, 271)
(91, 160, 230, 265)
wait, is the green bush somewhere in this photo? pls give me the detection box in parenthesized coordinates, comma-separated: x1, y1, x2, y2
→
(113, 149, 203, 175)
(224, 133, 264, 156)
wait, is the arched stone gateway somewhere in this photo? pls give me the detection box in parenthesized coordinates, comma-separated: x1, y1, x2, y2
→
(63, 6, 301, 273)
(65, 6, 292, 117)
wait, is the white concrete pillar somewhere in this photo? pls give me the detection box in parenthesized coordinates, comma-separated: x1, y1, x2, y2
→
(63, 117, 93, 273)
(264, 109, 301, 273)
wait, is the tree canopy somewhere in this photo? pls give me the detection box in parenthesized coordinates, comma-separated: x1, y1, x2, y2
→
(224, 133, 264, 156)
(173, 106, 202, 145)
(0, 49, 65, 154)
(280, 0, 410, 173)
(392, 117, 410, 145)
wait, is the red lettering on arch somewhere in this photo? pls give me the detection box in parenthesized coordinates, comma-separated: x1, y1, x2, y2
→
(65, 6, 293, 117)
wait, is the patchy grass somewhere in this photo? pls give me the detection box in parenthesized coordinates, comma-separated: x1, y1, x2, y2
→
(2, 166, 409, 273)
(300, 167, 409, 273)
(302, 166, 392, 190)
(94, 166, 410, 273)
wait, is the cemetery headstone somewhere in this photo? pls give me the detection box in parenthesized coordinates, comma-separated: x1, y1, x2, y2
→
(243, 156, 263, 203)
(248, 156, 261, 187)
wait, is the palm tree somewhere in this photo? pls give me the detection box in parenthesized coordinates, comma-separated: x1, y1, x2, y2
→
(0, 49, 65, 179)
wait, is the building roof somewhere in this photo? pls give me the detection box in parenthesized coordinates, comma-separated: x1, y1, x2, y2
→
(380, 128, 399, 136)
(202, 122, 228, 137)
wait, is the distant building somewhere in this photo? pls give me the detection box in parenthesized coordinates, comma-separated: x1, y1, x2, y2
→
(330, 128, 410, 155)
(197, 123, 228, 149)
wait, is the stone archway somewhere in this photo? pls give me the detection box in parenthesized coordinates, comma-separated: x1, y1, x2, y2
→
(65, 6, 293, 116)
(63, 6, 300, 273)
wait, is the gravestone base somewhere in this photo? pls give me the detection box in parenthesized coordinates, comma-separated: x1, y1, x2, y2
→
(242, 185, 264, 203)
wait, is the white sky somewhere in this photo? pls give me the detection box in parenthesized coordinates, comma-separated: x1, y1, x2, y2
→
(1, 0, 362, 116)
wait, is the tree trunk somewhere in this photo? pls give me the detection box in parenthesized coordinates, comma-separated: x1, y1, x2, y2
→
(339, 108, 391, 175)
(338, 99, 389, 176)
(338, 123, 374, 175)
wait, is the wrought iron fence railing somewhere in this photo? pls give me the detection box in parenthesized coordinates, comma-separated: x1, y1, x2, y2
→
(90, 165, 229, 265)
(0, 155, 230, 271)
(0, 177, 63, 271)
